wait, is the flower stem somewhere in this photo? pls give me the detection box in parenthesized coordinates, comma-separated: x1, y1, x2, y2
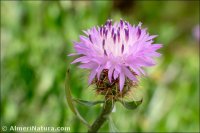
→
(88, 100, 114, 133)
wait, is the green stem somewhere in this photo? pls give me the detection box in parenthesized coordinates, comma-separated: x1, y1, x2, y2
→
(88, 100, 114, 133)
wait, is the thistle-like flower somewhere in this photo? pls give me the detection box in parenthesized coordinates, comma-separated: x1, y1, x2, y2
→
(70, 19, 162, 99)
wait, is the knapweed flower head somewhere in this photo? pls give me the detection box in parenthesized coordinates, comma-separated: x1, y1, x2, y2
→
(70, 19, 162, 99)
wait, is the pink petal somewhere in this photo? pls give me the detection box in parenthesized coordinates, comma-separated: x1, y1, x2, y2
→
(146, 35, 158, 41)
(79, 62, 97, 69)
(67, 53, 80, 56)
(129, 65, 141, 76)
(152, 44, 163, 50)
(108, 67, 114, 82)
(138, 67, 146, 75)
(119, 73, 125, 91)
(88, 70, 96, 84)
(123, 67, 138, 81)
(71, 56, 89, 64)
(113, 70, 119, 79)
(97, 66, 104, 80)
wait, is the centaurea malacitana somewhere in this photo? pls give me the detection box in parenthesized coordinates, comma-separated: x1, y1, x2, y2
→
(67, 19, 162, 132)
(70, 19, 162, 98)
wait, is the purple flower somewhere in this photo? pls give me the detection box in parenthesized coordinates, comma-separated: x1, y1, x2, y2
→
(70, 19, 162, 91)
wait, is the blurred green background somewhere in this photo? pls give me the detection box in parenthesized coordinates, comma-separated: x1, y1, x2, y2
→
(1, 1, 199, 132)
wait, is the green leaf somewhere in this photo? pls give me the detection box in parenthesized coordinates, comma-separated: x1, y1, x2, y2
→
(109, 116, 119, 132)
(73, 99, 104, 107)
(65, 69, 91, 128)
(65, 69, 76, 114)
(119, 99, 143, 110)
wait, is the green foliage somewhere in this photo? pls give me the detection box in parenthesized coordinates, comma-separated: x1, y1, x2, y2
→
(119, 99, 143, 110)
(73, 99, 104, 107)
(65, 70, 90, 128)
(1, 1, 199, 132)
